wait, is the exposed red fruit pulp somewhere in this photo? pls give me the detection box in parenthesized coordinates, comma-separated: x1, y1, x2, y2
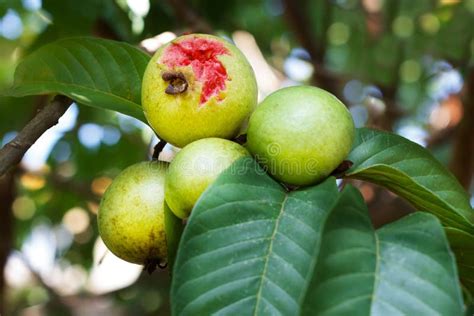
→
(161, 37, 230, 104)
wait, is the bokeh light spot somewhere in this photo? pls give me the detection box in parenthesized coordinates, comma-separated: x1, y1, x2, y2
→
(343, 80, 364, 103)
(102, 126, 121, 146)
(328, 22, 350, 45)
(1, 10, 23, 40)
(419, 14, 440, 35)
(12, 196, 36, 220)
(400, 59, 422, 83)
(22, 0, 42, 11)
(52, 141, 72, 162)
(350, 105, 369, 128)
(20, 173, 46, 190)
(63, 207, 90, 235)
(78, 123, 103, 149)
(283, 57, 313, 82)
(91, 176, 113, 196)
(362, 0, 382, 13)
(87, 201, 100, 214)
(392, 16, 414, 38)
(2, 131, 18, 146)
(127, 0, 150, 17)
(57, 161, 77, 178)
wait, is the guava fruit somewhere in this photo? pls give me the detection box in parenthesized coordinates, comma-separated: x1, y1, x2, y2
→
(246, 86, 355, 186)
(98, 161, 169, 268)
(142, 34, 258, 148)
(165, 138, 250, 219)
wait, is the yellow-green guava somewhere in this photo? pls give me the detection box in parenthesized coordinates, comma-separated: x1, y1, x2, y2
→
(165, 138, 249, 219)
(142, 34, 258, 148)
(98, 161, 169, 267)
(246, 86, 355, 186)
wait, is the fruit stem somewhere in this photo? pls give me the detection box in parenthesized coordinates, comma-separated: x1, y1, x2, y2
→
(152, 140, 167, 161)
(330, 160, 354, 178)
(162, 71, 188, 95)
(233, 134, 247, 145)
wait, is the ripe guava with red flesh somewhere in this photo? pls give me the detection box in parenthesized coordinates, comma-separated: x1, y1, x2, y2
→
(98, 161, 169, 268)
(246, 86, 355, 186)
(165, 138, 250, 219)
(142, 34, 258, 148)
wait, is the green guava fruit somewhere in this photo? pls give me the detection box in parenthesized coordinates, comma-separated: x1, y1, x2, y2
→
(165, 138, 250, 219)
(98, 161, 169, 268)
(142, 33, 258, 148)
(246, 86, 355, 186)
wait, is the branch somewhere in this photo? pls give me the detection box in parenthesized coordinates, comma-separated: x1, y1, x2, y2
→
(152, 139, 168, 160)
(0, 170, 14, 316)
(166, 0, 213, 34)
(283, 1, 403, 130)
(283, 0, 340, 93)
(449, 68, 474, 189)
(0, 95, 72, 177)
(283, 0, 325, 63)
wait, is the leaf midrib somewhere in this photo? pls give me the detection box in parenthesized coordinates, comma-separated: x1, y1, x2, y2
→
(347, 164, 474, 230)
(253, 194, 289, 315)
(8, 81, 142, 110)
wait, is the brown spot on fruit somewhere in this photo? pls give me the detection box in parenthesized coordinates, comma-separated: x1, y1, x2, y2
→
(162, 71, 188, 95)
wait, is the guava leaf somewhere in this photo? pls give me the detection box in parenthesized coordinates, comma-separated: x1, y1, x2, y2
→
(171, 157, 464, 314)
(171, 157, 340, 315)
(445, 227, 474, 297)
(346, 128, 474, 232)
(164, 203, 184, 271)
(303, 186, 464, 315)
(3, 37, 150, 122)
(346, 127, 474, 296)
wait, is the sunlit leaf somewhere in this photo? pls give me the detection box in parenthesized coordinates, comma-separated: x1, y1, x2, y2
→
(346, 128, 474, 232)
(4, 37, 150, 122)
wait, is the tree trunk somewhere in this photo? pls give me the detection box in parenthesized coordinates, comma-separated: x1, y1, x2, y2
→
(450, 69, 474, 189)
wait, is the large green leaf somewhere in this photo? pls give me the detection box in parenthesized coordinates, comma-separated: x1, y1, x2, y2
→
(303, 186, 464, 315)
(171, 157, 340, 315)
(346, 128, 474, 232)
(346, 127, 474, 296)
(171, 157, 464, 315)
(446, 227, 474, 296)
(4, 37, 150, 122)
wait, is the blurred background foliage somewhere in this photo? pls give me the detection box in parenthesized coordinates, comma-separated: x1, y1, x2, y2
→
(0, 0, 473, 315)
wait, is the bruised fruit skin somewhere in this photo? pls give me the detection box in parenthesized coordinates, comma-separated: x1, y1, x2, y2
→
(247, 86, 355, 186)
(98, 161, 169, 266)
(142, 34, 258, 148)
(165, 138, 250, 219)
(161, 37, 229, 104)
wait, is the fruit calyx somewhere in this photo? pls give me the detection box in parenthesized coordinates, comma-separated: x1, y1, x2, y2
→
(162, 71, 188, 95)
(161, 37, 230, 104)
(330, 160, 354, 177)
(143, 257, 168, 274)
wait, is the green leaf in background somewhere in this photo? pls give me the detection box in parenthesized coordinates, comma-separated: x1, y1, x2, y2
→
(171, 157, 340, 315)
(346, 128, 474, 232)
(303, 186, 464, 315)
(4, 37, 150, 122)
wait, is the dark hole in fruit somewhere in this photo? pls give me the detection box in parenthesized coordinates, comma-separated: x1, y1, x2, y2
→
(162, 71, 188, 95)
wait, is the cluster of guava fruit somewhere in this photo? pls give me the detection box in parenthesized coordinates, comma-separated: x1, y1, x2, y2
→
(98, 34, 355, 269)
